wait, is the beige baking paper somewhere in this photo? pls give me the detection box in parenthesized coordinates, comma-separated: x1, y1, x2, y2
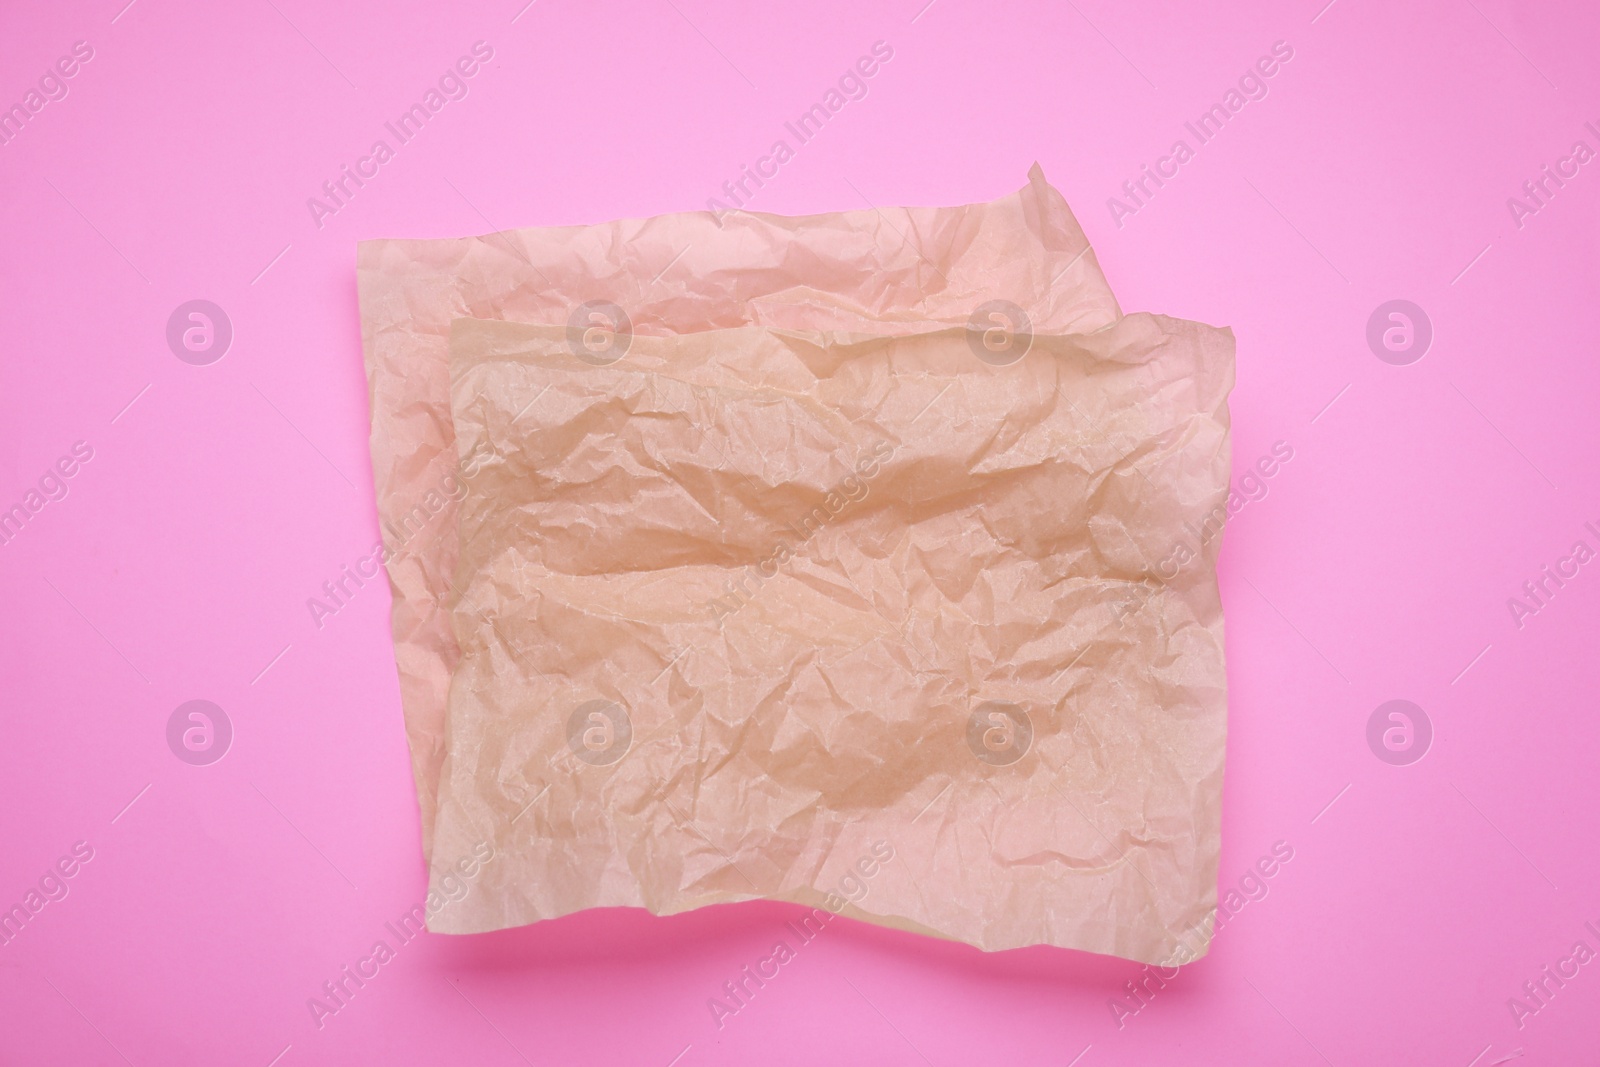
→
(356, 166, 1123, 859)
(425, 311, 1232, 963)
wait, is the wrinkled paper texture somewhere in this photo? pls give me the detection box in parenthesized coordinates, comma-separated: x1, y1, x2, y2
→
(357, 167, 1232, 962)
(357, 166, 1119, 858)
(429, 316, 1231, 963)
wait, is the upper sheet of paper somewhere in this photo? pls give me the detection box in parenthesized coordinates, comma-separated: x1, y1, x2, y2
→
(357, 166, 1123, 858)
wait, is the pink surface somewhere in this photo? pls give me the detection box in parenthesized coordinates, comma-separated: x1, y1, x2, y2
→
(2, 0, 1597, 1063)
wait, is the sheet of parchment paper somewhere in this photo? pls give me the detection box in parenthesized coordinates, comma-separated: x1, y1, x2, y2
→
(357, 166, 1122, 859)
(426, 312, 1232, 963)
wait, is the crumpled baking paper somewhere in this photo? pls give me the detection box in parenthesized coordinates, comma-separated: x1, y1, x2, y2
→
(357, 167, 1233, 962)
(358, 164, 1119, 858)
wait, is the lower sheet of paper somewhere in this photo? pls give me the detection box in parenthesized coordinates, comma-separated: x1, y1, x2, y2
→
(421, 314, 1232, 964)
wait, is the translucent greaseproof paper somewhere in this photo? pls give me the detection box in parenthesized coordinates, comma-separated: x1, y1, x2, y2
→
(357, 168, 1233, 963)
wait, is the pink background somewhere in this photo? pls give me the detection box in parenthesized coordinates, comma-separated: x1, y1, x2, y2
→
(3, 0, 1598, 1063)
